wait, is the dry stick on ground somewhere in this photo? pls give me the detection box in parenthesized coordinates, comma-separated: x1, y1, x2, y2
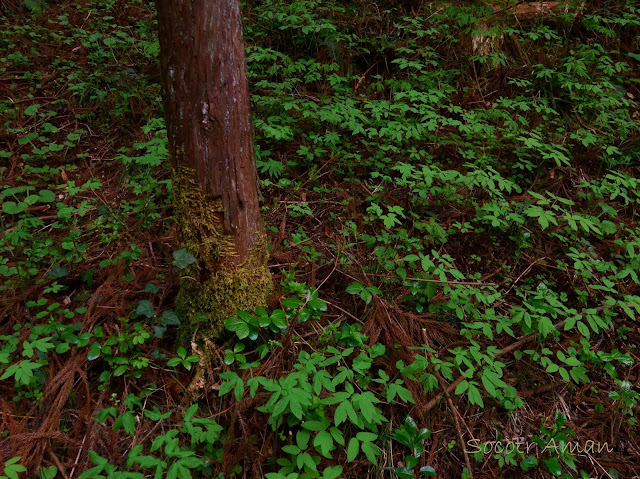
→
(48, 449, 70, 479)
(324, 300, 363, 323)
(422, 329, 474, 479)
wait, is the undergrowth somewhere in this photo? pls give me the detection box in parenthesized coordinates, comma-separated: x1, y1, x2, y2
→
(1, 0, 639, 478)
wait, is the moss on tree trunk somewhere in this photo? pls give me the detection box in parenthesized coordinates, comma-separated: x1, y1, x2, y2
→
(172, 167, 272, 341)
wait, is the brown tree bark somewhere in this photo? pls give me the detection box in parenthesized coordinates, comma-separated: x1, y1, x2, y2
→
(156, 0, 272, 339)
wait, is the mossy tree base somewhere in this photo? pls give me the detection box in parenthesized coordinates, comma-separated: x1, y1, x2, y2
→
(173, 167, 272, 343)
(175, 261, 273, 341)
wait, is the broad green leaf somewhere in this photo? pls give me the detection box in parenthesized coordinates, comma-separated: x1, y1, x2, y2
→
(172, 249, 197, 269)
(38, 190, 56, 203)
(2, 201, 27, 215)
(135, 300, 155, 318)
(24, 103, 40, 116)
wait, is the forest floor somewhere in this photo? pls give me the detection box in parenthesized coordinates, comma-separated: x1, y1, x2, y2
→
(1, 1, 640, 478)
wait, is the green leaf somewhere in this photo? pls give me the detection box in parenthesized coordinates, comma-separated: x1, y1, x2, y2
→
(360, 289, 373, 304)
(282, 445, 301, 455)
(135, 300, 156, 318)
(282, 297, 302, 309)
(172, 249, 197, 269)
(38, 465, 58, 479)
(38, 190, 56, 203)
(48, 265, 68, 279)
(544, 456, 562, 476)
(226, 316, 250, 339)
(144, 408, 172, 421)
(308, 297, 327, 311)
(346, 437, 359, 462)
(419, 465, 436, 476)
(184, 404, 198, 421)
(334, 401, 348, 426)
(271, 310, 287, 329)
(361, 441, 379, 463)
(314, 430, 334, 457)
(346, 282, 363, 294)
(289, 397, 303, 419)
(466, 383, 484, 408)
(234, 377, 244, 401)
(2, 201, 27, 215)
(322, 465, 342, 479)
(114, 411, 136, 435)
(1, 360, 41, 385)
(87, 346, 101, 361)
(301, 452, 317, 471)
(302, 419, 329, 431)
(24, 104, 40, 116)
(358, 393, 377, 422)
(160, 311, 181, 325)
(520, 455, 538, 471)
(454, 380, 469, 395)
(235, 322, 250, 339)
(356, 432, 377, 442)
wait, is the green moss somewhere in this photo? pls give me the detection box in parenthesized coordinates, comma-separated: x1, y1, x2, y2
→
(172, 166, 235, 270)
(172, 167, 273, 342)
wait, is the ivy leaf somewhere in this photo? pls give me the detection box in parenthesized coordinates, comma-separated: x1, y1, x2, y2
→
(48, 265, 68, 279)
(159, 310, 181, 325)
(172, 249, 197, 269)
(135, 300, 156, 318)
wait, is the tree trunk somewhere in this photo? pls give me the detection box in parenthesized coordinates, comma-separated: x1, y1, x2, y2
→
(156, 0, 272, 340)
